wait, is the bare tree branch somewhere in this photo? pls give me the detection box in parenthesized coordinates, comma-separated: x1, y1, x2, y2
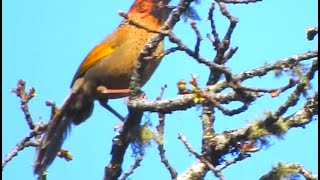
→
(178, 133, 224, 180)
(2, 122, 46, 170)
(119, 156, 143, 180)
(11, 80, 36, 130)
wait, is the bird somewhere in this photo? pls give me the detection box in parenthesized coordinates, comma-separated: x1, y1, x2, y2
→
(34, 0, 172, 177)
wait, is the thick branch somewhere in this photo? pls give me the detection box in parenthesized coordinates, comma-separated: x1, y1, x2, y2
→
(105, 1, 195, 179)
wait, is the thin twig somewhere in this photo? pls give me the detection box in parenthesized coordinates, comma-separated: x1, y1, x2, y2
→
(119, 156, 143, 180)
(266, 59, 318, 124)
(155, 85, 177, 178)
(207, 2, 239, 85)
(204, 95, 251, 116)
(2, 122, 46, 170)
(190, 21, 202, 57)
(11, 80, 35, 130)
(178, 133, 224, 179)
(45, 101, 58, 121)
(216, 153, 249, 171)
(207, 3, 220, 48)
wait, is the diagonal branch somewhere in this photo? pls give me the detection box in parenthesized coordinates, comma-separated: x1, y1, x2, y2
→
(2, 122, 46, 170)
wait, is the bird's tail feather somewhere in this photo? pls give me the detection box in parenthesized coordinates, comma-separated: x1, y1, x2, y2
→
(34, 92, 94, 176)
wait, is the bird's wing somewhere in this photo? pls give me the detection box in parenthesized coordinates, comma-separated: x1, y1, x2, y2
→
(70, 23, 131, 87)
(70, 42, 115, 87)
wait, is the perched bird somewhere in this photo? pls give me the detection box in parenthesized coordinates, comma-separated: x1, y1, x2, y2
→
(34, 0, 172, 176)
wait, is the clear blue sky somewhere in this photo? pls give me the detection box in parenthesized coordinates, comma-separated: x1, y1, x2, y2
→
(3, 0, 318, 179)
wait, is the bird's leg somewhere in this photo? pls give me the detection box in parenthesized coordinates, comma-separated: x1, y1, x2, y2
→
(99, 101, 125, 122)
(97, 86, 130, 95)
(97, 86, 127, 122)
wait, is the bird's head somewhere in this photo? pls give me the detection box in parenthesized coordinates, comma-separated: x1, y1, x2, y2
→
(128, 0, 174, 26)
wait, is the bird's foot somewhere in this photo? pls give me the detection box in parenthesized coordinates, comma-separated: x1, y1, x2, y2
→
(124, 92, 147, 105)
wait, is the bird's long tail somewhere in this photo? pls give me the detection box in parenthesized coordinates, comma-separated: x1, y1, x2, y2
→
(34, 91, 94, 176)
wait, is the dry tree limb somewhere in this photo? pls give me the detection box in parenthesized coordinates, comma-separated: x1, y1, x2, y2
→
(2, 122, 46, 170)
(11, 80, 36, 130)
